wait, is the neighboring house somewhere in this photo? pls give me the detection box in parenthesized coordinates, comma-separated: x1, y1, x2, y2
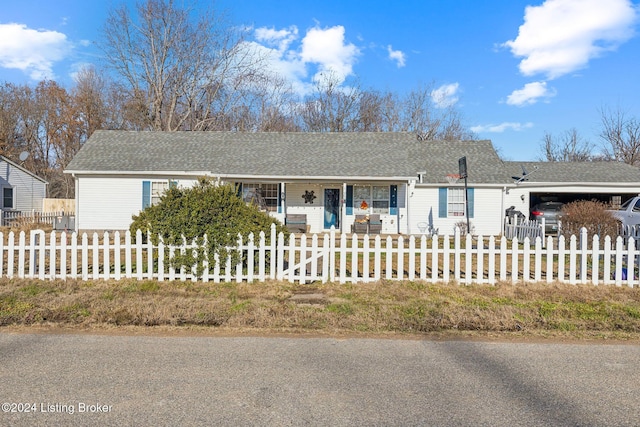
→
(64, 131, 640, 236)
(0, 155, 48, 213)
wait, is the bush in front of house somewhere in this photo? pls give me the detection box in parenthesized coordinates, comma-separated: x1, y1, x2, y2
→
(560, 200, 619, 239)
(130, 177, 288, 271)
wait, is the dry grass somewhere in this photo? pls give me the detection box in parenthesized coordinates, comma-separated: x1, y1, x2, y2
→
(1, 277, 640, 340)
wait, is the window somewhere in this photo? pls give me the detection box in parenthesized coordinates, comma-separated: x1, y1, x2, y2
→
(151, 181, 169, 206)
(438, 187, 474, 218)
(2, 187, 13, 209)
(142, 180, 176, 209)
(241, 183, 278, 212)
(353, 185, 389, 214)
(447, 187, 465, 217)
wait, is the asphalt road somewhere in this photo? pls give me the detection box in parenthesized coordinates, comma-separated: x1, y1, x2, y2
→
(1, 332, 639, 426)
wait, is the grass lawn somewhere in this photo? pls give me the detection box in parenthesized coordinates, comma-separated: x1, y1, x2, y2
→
(1, 278, 640, 341)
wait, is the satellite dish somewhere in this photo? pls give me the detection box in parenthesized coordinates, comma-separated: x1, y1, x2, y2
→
(19, 151, 29, 162)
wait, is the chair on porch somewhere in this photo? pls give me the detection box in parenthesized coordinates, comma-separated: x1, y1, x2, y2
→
(352, 215, 368, 234)
(368, 214, 382, 234)
(285, 214, 307, 233)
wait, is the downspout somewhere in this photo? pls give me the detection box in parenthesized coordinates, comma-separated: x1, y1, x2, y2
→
(73, 173, 79, 232)
(406, 181, 412, 235)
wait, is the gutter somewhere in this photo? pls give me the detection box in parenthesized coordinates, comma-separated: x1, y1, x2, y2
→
(63, 170, 416, 182)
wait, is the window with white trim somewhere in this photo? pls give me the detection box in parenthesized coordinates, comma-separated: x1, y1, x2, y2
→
(354, 185, 389, 214)
(241, 183, 278, 212)
(2, 187, 13, 209)
(447, 187, 465, 217)
(151, 181, 169, 206)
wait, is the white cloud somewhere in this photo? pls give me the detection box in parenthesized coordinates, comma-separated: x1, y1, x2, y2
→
(0, 23, 72, 81)
(250, 25, 360, 96)
(471, 122, 534, 133)
(387, 45, 406, 67)
(503, 0, 638, 79)
(300, 25, 360, 84)
(506, 81, 556, 106)
(254, 26, 299, 52)
(431, 83, 460, 108)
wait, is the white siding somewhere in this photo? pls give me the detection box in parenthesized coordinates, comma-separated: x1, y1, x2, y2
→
(0, 160, 46, 211)
(284, 183, 328, 233)
(76, 176, 199, 231)
(410, 186, 504, 236)
(505, 188, 529, 220)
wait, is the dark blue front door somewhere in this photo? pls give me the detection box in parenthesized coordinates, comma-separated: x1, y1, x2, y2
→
(324, 189, 340, 229)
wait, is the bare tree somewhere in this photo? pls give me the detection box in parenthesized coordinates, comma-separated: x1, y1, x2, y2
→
(397, 84, 474, 140)
(600, 106, 640, 166)
(299, 72, 362, 132)
(539, 128, 593, 161)
(99, 0, 269, 131)
(0, 83, 26, 159)
(72, 66, 108, 139)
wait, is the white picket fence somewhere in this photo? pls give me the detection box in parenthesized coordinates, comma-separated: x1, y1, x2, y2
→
(503, 216, 544, 241)
(0, 210, 69, 227)
(1, 225, 639, 286)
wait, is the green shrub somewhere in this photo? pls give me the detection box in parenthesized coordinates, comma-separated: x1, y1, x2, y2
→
(130, 178, 288, 272)
(560, 200, 619, 239)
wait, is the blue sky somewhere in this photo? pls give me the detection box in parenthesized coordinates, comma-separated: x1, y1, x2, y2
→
(0, 0, 638, 161)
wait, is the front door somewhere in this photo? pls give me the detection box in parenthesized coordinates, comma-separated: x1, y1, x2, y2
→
(324, 188, 340, 229)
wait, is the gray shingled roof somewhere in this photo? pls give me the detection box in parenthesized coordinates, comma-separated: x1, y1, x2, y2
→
(504, 161, 640, 183)
(65, 131, 640, 185)
(65, 131, 510, 183)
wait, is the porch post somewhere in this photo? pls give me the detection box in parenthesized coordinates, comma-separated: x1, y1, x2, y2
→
(342, 182, 347, 233)
(280, 182, 286, 214)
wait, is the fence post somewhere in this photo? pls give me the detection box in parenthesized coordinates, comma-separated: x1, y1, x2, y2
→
(270, 224, 277, 280)
(322, 233, 330, 283)
(92, 233, 100, 280)
(339, 233, 347, 284)
(431, 234, 439, 283)
(545, 236, 554, 283)
(103, 231, 110, 281)
(288, 234, 295, 283)
(488, 235, 496, 285)
(114, 231, 121, 280)
(592, 234, 600, 285)
(511, 237, 519, 284)
(614, 236, 624, 286)
(81, 233, 89, 280)
(374, 235, 382, 281)
(454, 228, 461, 282)
(70, 232, 78, 279)
(580, 227, 588, 284)
(258, 231, 266, 282)
(329, 226, 336, 282)
(276, 232, 284, 281)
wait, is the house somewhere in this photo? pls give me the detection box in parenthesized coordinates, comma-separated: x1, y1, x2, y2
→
(64, 131, 640, 236)
(0, 155, 48, 213)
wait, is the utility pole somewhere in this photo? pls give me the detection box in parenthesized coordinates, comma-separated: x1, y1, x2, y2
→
(458, 156, 470, 234)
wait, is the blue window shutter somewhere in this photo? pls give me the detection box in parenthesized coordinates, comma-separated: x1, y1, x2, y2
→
(346, 185, 353, 215)
(277, 183, 282, 213)
(235, 182, 243, 198)
(142, 181, 151, 209)
(389, 185, 398, 215)
(169, 180, 177, 189)
(467, 188, 474, 218)
(438, 188, 447, 218)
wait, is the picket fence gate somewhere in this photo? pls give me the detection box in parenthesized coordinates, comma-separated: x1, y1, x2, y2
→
(1, 224, 639, 286)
